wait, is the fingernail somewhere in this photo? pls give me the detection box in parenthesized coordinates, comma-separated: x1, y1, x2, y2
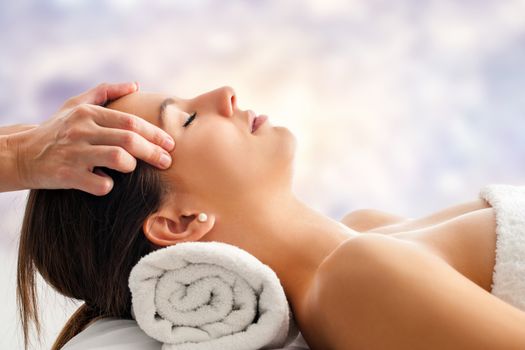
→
(134, 81, 140, 90)
(163, 137, 175, 150)
(160, 153, 171, 168)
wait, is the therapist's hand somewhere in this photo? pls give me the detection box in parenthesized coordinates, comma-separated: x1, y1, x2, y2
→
(10, 82, 175, 196)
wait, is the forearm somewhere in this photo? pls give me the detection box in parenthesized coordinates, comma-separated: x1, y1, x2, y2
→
(0, 133, 26, 192)
(0, 123, 38, 136)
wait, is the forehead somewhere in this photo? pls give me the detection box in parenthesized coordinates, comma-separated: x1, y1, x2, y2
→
(106, 91, 183, 127)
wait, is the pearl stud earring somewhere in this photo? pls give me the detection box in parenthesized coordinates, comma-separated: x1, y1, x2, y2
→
(197, 212, 208, 223)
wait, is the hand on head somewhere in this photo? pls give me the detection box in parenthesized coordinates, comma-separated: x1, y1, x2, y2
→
(12, 82, 175, 196)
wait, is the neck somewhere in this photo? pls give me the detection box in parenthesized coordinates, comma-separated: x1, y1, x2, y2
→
(205, 191, 359, 313)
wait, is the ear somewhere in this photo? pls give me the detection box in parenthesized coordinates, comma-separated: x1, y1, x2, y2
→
(142, 204, 216, 247)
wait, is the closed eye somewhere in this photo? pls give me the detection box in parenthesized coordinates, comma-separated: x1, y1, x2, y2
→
(183, 112, 197, 128)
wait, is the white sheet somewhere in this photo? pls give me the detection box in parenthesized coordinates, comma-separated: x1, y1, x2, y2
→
(62, 318, 310, 350)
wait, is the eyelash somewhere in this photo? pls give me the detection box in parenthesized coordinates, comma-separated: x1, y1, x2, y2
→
(183, 112, 197, 128)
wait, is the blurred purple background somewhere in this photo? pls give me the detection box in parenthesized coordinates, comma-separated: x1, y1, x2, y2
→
(1, 0, 524, 348)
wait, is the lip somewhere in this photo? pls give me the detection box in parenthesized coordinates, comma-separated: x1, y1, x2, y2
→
(246, 109, 269, 133)
(252, 115, 268, 133)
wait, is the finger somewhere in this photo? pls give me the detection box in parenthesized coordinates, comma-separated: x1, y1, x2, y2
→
(90, 127, 172, 170)
(88, 105, 175, 152)
(102, 81, 139, 104)
(66, 82, 139, 107)
(86, 145, 138, 174)
(76, 170, 115, 196)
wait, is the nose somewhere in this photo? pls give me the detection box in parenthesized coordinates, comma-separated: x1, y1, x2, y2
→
(213, 86, 237, 118)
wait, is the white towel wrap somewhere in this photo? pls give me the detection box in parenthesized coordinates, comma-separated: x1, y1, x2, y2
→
(479, 184, 525, 311)
(128, 241, 298, 350)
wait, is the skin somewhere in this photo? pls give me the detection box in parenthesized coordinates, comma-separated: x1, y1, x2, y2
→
(107, 86, 525, 349)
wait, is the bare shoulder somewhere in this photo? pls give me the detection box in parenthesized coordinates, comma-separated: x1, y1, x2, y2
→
(313, 235, 421, 290)
(299, 235, 413, 348)
(300, 231, 525, 349)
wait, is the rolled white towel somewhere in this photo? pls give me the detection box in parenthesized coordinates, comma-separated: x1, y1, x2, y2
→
(128, 241, 298, 350)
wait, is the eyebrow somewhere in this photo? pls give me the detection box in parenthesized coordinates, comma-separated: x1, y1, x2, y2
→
(158, 97, 177, 127)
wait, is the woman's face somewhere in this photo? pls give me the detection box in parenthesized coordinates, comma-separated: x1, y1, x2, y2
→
(107, 86, 296, 209)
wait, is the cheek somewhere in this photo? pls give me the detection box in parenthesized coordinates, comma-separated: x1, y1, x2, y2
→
(175, 128, 254, 193)
(173, 124, 296, 196)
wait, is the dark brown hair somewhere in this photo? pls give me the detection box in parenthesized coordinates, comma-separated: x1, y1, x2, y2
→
(16, 161, 167, 350)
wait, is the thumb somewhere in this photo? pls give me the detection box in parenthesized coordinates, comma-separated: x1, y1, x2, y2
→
(67, 82, 139, 107)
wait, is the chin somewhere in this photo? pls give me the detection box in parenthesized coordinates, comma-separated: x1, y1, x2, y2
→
(256, 126, 297, 188)
(275, 126, 297, 171)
